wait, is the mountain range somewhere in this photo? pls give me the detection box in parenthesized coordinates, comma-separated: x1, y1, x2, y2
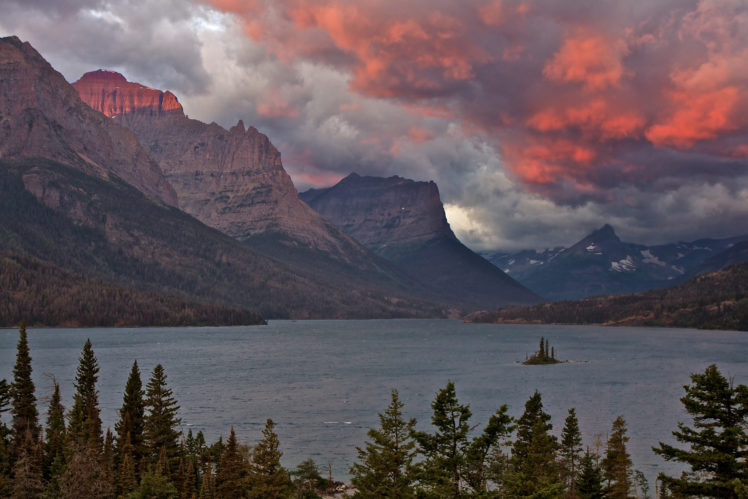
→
(301, 174, 539, 309)
(482, 224, 748, 301)
(0, 35, 539, 323)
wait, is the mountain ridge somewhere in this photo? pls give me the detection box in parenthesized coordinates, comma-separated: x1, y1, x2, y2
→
(301, 173, 541, 309)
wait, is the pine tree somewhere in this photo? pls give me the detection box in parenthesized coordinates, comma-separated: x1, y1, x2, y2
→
(463, 404, 514, 494)
(59, 443, 114, 498)
(291, 459, 324, 497)
(247, 419, 292, 499)
(653, 364, 748, 497)
(199, 463, 216, 499)
(413, 381, 472, 498)
(118, 440, 139, 497)
(11, 430, 44, 499)
(576, 449, 605, 499)
(350, 389, 417, 498)
(507, 390, 561, 497)
(68, 339, 103, 450)
(144, 364, 182, 476)
(0, 379, 11, 496)
(43, 381, 66, 498)
(217, 427, 247, 498)
(560, 408, 584, 495)
(127, 469, 178, 499)
(602, 416, 632, 498)
(116, 360, 145, 475)
(103, 428, 117, 492)
(12, 321, 39, 449)
(182, 457, 197, 499)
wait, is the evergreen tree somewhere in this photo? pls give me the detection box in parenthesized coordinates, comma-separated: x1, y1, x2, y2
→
(182, 457, 197, 499)
(653, 364, 748, 497)
(118, 439, 139, 497)
(43, 381, 66, 498)
(12, 321, 39, 448)
(68, 339, 103, 450)
(350, 389, 417, 498)
(507, 390, 561, 497)
(59, 444, 114, 498)
(103, 428, 116, 491)
(247, 419, 292, 499)
(144, 364, 182, 475)
(291, 459, 325, 498)
(217, 427, 247, 498)
(11, 430, 44, 499)
(116, 360, 146, 475)
(560, 408, 584, 495)
(126, 469, 178, 499)
(576, 449, 605, 499)
(0, 379, 11, 496)
(602, 416, 632, 498)
(413, 381, 471, 498)
(463, 404, 514, 494)
(199, 463, 216, 499)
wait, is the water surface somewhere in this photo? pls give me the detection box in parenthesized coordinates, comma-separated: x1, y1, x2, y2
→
(1, 320, 745, 484)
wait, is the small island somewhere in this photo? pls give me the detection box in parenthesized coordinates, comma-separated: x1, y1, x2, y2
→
(522, 337, 565, 365)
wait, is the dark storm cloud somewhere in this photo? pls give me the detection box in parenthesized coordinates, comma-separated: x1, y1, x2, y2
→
(2, 0, 747, 250)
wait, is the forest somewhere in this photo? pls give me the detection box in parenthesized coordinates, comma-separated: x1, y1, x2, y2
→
(1, 322, 746, 498)
(471, 262, 748, 332)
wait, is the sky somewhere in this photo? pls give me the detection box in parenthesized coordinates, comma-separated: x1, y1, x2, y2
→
(2, 0, 748, 251)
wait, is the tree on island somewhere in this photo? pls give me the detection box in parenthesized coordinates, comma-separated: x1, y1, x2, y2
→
(653, 364, 748, 497)
(523, 337, 563, 365)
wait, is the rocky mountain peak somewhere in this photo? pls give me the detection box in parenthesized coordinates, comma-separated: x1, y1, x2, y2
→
(0, 37, 177, 205)
(300, 174, 454, 253)
(73, 70, 183, 118)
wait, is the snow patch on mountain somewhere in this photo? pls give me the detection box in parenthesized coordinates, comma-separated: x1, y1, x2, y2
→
(640, 249, 666, 267)
(610, 256, 637, 272)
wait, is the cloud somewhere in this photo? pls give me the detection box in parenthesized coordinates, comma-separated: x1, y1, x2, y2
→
(2, 0, 747, 250)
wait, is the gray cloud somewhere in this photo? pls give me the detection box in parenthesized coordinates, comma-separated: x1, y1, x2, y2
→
(2, 0, 747, 252)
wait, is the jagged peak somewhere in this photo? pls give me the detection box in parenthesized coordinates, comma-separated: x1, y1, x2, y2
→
(230, 119, 246, 134)
(587, 224, 619, 241)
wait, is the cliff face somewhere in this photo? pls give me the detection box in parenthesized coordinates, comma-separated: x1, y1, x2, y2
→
(301, 174, 542, 308)
(73, 69, 182, 117)
(0, 37, 176, 205)
(301, 173, 454, 258)
(73, 70, 371, 263)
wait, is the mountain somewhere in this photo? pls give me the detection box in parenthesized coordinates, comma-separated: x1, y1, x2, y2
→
(468, 261, 748, 331)
(301, 173, 541, 309)
(73, 70, 373, 264)
(0, 36, 444, 320)
(0, 37, 176, 205)
(483, 224, 748, 301)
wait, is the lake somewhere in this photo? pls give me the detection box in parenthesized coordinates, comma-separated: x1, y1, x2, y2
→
(1, 319, 746, 486)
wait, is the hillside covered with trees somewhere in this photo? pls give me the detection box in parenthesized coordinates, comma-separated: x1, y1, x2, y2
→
(0, 254, 265, 327)
(2, 324, 747, 497)
(470, 262, 748, 331)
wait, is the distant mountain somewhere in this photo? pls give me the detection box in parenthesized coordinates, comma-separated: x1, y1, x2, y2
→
(0, 36, 445, 319)
(0, 37, 176, 205)
(72, 70, 453, 313)
(483, 224, 748, 300)
(301, 173, 541, 309)
(73, 70, 374, 263)
(468, 261, 748, 331)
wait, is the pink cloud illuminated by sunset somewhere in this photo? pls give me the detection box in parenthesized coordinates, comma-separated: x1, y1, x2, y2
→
(204, 0, 748, 198)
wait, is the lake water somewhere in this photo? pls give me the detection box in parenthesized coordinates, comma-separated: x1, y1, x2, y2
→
(1, 320, 746, 486)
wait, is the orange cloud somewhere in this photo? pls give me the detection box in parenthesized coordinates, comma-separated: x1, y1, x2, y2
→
(503, 137, 599, 185)
(527, 100, 645, 140)
(646, 87, 742, 148)
(543, 30, 629, 91)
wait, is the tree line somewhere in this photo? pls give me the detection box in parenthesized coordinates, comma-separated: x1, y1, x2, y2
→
(1, 323, 746, 498)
